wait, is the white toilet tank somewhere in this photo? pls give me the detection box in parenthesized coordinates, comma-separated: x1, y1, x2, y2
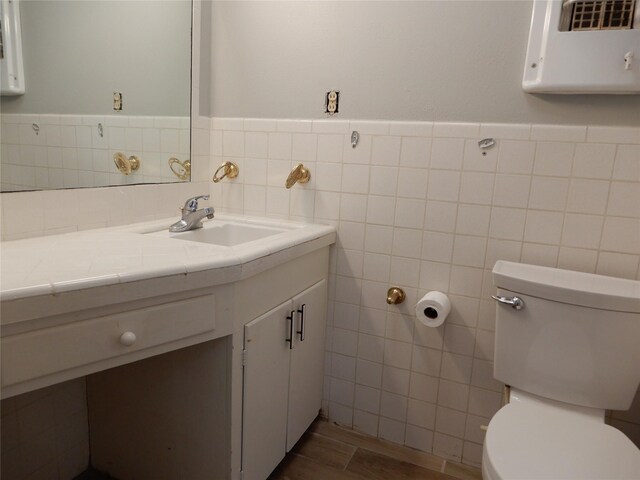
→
(492, 261, 640, 411)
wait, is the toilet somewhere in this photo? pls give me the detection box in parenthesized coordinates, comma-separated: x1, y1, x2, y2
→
(483, 261, 640, 479)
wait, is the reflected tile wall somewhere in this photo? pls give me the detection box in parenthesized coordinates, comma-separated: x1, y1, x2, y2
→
(1, 114, 190, 191)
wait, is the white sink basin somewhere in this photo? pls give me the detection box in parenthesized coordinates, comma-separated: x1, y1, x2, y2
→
(148, 218, 296, 247)
(169, 222, 288, 246)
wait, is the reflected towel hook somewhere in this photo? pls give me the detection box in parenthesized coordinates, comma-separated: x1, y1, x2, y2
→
(113, 152, 140, 175)
(169, 157, 191, 180)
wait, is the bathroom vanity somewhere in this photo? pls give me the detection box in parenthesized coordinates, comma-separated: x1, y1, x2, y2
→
(0, 215, 335, 480)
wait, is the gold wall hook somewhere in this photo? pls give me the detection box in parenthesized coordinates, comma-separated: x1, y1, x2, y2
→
(169, 157, 191, 180)
(285, 163, 311, 189)
(113, 152, 140, 175)
(212, 161, 239, 183)
(386, 287, 406, 305)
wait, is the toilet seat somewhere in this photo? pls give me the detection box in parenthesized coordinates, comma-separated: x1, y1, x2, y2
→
(483, 401, 640, 480)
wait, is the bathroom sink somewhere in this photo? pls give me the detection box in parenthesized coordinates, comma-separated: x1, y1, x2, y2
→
(169, 223, 288, 246)
(146, 218, 296, 247)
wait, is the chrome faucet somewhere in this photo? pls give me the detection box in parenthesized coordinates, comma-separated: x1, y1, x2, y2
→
(169, 194, 215, 232)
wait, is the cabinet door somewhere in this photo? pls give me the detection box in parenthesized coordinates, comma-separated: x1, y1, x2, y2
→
(242, 300, 293, 480)
(286, 279, 328, 451)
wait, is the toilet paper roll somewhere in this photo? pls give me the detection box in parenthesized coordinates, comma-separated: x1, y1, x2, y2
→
(415, 291, 451, 328)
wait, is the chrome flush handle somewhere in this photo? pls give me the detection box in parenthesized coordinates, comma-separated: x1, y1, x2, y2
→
(491, 295, 525, 310)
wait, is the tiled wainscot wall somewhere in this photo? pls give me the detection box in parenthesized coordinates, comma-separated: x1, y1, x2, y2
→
(207, 117, 640, 468)
(1, 114, 190, 191)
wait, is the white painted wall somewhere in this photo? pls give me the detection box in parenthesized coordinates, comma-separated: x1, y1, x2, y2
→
(1, 1, 191, 116)
(207, 1, 640, 125)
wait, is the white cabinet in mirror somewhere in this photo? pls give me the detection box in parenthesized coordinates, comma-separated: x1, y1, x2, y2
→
(0, 0, 192, 192)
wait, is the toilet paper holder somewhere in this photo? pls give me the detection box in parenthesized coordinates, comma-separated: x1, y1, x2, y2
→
(386, 287, 406, 305)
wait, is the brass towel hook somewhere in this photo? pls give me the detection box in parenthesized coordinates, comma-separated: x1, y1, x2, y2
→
(286, 163, 311, 189)
(212, 161, 239, 183)
(387, 287, 406, 305)
(169, 157, 191, 180)
(113, 152, 140, 175)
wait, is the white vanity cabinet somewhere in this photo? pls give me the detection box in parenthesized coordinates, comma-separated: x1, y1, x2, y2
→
(241, 279, 327, 480)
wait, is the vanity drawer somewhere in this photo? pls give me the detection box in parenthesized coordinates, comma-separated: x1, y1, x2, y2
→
(1, 294, 216, 389)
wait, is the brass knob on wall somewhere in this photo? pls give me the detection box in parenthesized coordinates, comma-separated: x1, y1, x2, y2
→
(113, 152, 140, 175)
(212, 161, 239, 183)
(387, 287, 406, 305)
(285, 163, 311, 189)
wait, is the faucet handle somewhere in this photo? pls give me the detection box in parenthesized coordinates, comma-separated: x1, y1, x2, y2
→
(183, 194, 210, 212)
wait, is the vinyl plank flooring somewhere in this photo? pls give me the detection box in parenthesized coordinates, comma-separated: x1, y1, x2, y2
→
(292, 432, 357, 469)
(443, 461, 484, 480)
(310, 420, 445, 472)
(346, 449, 459, 480)
(269, 453, 366, 480)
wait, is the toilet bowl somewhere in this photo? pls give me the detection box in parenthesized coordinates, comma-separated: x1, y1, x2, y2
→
(483, 261, 640, 479)
(483, 389, 640, 479)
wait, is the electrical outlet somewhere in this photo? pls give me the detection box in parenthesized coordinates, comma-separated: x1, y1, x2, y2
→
(113, 92, 123, 111)
(325, 90, 339, 115)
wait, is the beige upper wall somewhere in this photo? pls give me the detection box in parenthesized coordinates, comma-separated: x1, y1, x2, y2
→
(207, 1, 640, 125)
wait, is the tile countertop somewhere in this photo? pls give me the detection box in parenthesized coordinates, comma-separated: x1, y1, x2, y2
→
(0, 214, 336, 306)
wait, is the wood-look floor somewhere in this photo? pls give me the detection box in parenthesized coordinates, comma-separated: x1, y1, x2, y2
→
(269, 419, 482, 480)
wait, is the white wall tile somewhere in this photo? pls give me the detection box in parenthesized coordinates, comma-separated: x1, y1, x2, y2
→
(459, 172, 495, 205)
(356, 358, 384, 388)
(533, 142, 575, 177)
(353, 409, 379, 436)
(427, 171, 461, 202)
(433, 123, 479, 139)
(586, 126, 640, 144)
(561, 214, 604, 249)
(317, 134, 344, 163)
(392, 228, 423, 259)
(405, 424, 434, 453)
(390, 121, 433, 137)
(566, 179, 610, 215)
(607, 182, 640, 218)
(601, 217, 640, 254)
(341, 164, 370, 194)
(612, 145, 640, 182)
(397, 168, 429, 199)
(371, 136, 401, 166)
(400, 137, 431, 168)
(572, 143, 616, 179)
(378, 417, 406, 445)
(433, 432, 463, 462)
(355, 384, 381, 414)
(497, 140, 535, 174)
(430, 138, 464, 170)
(8, 117, 640, 463)
(407, 399, 437, 430)
(425, 201, 458, 233)
(435, 406, 466, 438)
(492, 174, 531, 208)
(528, 176, 569, 211)
(557, 247, 598, 273)
(523, 210, 564, 245)
(531, 125, 586, 142)
(343, 134, 372, 164)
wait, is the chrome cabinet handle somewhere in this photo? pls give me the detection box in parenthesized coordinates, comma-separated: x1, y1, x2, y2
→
(296, 304, 306, 341)
(286, 310, 295, 349)
(491, 295, 525, 310)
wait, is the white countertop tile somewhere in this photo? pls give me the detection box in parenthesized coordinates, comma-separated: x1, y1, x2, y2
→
(1, 214, 336, 305)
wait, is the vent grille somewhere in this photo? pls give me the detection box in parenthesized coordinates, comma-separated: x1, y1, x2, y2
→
(565, 0, 636, 30)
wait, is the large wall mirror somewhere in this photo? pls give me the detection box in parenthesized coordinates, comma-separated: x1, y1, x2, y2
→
(0, 0, 192, 192)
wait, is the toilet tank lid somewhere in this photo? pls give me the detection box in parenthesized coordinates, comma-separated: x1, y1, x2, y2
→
(492, 261, 640, 313)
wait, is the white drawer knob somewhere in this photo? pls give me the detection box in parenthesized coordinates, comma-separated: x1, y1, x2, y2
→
(119, 331, 137, 346)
